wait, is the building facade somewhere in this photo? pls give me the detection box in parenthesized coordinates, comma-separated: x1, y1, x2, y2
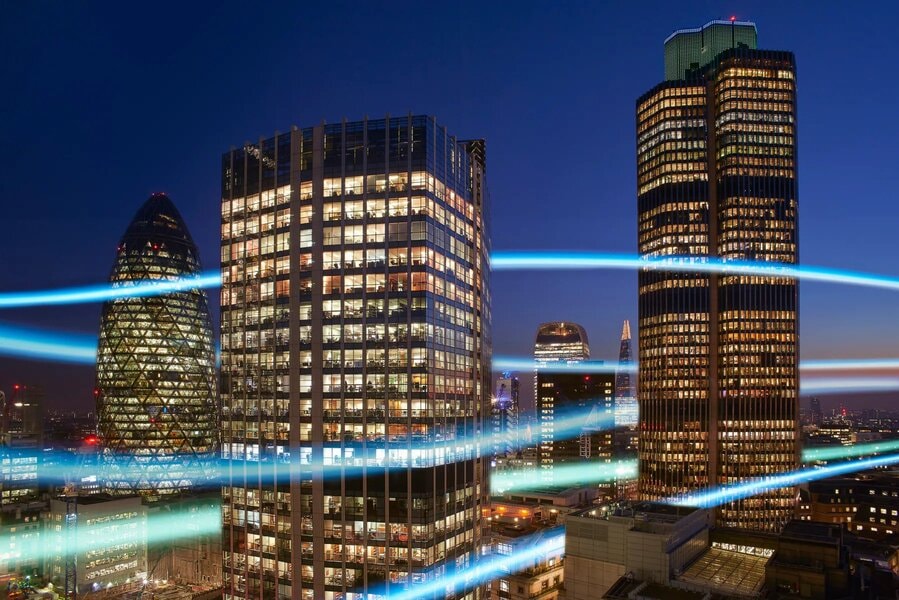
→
(220, 115, 490, 599)
(96, 194, 219, 496)
(637, 20, 799, 531)
(45, 495, 149, 595)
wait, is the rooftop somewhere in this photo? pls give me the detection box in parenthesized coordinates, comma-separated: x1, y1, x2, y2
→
(678, 547, 768, 597)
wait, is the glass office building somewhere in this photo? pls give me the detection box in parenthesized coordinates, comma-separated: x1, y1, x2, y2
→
(533, 322, 589, 366)
(96, 193, 218, 496)
(637, 22, 798, 531)
(220, 115, 490, 599)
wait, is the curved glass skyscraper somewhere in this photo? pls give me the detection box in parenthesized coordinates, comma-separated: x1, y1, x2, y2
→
(96, 193, 218, 496)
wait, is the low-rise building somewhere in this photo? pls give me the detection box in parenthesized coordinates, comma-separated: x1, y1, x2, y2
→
(45, 495, 148, 595)
(563, 502, 710, 599)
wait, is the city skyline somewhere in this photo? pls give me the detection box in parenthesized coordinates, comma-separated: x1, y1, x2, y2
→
(2, 6, 899, 599)
(2, 3, 899, 411)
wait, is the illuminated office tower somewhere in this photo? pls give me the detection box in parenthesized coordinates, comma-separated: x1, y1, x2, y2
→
(96, 193, 218, 495)
(533, 322, 589, 366)
(492, 373, 519, 456)
(614, 320, 637, 428)
(220, 115, 490, 600)
(637, 20, 798, 531)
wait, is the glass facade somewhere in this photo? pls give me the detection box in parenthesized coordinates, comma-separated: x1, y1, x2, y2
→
(664, 20, 758, 81)
(637, 38, 799, 532)
(96, 194, 218, 496)
(220, 115, 490, 599)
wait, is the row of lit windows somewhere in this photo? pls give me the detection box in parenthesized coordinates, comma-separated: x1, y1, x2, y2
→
(718, 67, 793, 81)
(637, 116, 705, 145)
(638, 110, 705, 138)
(639, 171, 708, 195)
(637, 85, 705, 115)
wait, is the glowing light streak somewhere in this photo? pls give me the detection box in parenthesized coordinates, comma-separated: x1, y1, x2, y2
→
(674, 451, 899, 509)
(0, 504, 220, 565)
(492, 356, 630, 373)
(492, 250, 899, 293)
(802, 438, 899, 463)
(800, 358, 899, 371)
(0, 271, 221, 309)
(361, 527, 565, 600)
(3, 250, 899, 311)
(799, 377, 899, 394)
(490, 460, 637, 494)
(0, 323, 96, 363)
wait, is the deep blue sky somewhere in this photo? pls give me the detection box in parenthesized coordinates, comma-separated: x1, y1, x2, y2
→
(2, 1, 898, 411)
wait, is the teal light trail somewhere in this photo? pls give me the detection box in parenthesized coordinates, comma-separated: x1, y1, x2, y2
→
(0, 504, 221, 567)
(802, 438, 899, 463)
(674, 451, 899, 509)
(490, 460, 637, 494)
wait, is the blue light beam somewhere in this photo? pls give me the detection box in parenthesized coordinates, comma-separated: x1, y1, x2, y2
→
(0, 323, 96, 364)
(492, 251, 899, 293)
(361, 527, 565, 600)
(0, 271, 221, 309)
(674, 451, 899, 509)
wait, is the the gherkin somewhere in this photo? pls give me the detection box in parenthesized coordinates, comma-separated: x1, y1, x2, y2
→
(96, 193, 218, 495)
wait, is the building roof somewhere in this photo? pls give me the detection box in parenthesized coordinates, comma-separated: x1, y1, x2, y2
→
(677, 547, 768, 597)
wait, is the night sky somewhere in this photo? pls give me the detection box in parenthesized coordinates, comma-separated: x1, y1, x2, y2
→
(2, 2, 898, 412)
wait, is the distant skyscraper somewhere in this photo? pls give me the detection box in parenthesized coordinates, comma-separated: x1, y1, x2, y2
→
(493, 372, 520, 456)
(637, 20, 798, 531)
(533, 322, 590, 366)
(96, 193, 218, 496)
(532, 323, 612, 478)
(220, 115, 490, 599)
(809, 397, 823, 427)
(614, 320, 637, 428)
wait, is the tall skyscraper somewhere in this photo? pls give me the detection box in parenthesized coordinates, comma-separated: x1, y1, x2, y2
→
(96, 193, 218, 496)
(637, 20, 798, 531)
(492, 373, 519, 456)
(220, 115, 490, 599)
(614, 320, 637, 428)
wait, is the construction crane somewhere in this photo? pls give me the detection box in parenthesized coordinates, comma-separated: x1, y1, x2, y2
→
(62, 482, 79, 599)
